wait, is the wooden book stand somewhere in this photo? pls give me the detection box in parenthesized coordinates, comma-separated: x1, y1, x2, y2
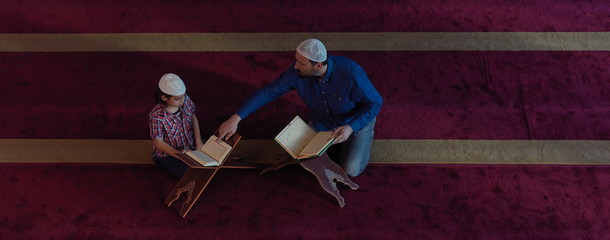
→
(164, 133, 256, 218)
(164, 134, 359, 217)
(260, 152, 359, 207)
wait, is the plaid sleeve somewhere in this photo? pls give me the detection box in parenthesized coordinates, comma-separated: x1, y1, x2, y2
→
(149, 117, 164, 140)
(183, 95, 196, 116)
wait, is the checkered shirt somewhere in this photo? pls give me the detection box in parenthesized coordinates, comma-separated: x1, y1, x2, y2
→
(148, 95, 196, 157)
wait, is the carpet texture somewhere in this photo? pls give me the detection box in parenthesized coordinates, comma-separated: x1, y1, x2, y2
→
(3, 51, 610, 140)
(1, 163, 609, 239)
(2, 1, 610, 33)
(2, 1, 610, 140)
(2, 1, 610, 239)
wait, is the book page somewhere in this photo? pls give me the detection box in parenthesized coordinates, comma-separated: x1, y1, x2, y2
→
(300, 131, 334, 158)
(186, 150, 219, 167)
(274, 116, 316, 158)
(201, 135, 232, 164)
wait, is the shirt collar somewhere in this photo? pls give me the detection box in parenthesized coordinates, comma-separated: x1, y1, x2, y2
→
(320, 57, 333, 83)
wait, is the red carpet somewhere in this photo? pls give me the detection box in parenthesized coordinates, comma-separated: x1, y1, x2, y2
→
(3, 1, 610, 239)
(3, 1, 610, 140)
(2, 0, 610, 33)
(1, 163, 609, 239)
(2, 51, 610, 139)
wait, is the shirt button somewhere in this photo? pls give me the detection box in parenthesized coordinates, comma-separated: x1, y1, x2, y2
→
(321, 91, 325, 94)
(324, 101, 327, 104)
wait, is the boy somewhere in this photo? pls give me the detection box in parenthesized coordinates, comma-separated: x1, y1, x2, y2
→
(149, 73, 204, 178)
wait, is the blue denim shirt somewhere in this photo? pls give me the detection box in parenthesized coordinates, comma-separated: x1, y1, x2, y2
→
(236, 55, 383, 133)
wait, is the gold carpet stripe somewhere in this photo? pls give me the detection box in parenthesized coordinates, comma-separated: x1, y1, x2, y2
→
(1, 139, 609, 165)
(2, 32, 610, 52)
(370, 140, 610, 165)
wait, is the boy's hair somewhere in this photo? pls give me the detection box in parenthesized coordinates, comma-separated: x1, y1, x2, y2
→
(155, 87, 172, 105)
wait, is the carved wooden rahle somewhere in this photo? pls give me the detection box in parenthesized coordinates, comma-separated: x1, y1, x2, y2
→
(164, 133, 256, 218)
(260, 153, 359, 207)
(164, 134, 359, 217)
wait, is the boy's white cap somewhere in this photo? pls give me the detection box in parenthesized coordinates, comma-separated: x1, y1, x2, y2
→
(158, 73, 186, 96)
(296, 38, 327, 62)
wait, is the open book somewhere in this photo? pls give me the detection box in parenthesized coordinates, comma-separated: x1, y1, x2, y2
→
(275, 116, 335, 160)
(185, 135, 233, 167)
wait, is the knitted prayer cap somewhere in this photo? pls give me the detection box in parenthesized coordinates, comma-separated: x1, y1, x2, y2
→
(158, 73, 186, 96)
(296, 38, 327, 62)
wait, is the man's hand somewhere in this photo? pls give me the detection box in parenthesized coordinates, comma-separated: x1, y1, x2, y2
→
(332, 125, 353, 144)
(217, 114, 241, 141)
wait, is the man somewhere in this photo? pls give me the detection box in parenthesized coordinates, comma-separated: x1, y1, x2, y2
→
(218, 38, 382, 177)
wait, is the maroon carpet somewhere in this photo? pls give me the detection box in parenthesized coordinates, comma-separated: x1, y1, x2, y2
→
(1, 163, 609, 239)
(2, 1, 610, 140)
(3, 51, 610, 140)
(2, 0, 610, 33)
(3, 1, 610, 239)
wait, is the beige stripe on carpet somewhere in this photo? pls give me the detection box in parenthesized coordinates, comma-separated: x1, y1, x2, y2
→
(1, 139, 609, 165)
(2, 32, 610, 52)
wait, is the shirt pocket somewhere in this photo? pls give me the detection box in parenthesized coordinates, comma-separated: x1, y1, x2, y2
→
(330, 93, 354, 115)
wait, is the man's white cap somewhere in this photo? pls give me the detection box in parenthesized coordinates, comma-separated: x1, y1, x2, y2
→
(158, 73, 186, 96)
(296, 38, 327, 62)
